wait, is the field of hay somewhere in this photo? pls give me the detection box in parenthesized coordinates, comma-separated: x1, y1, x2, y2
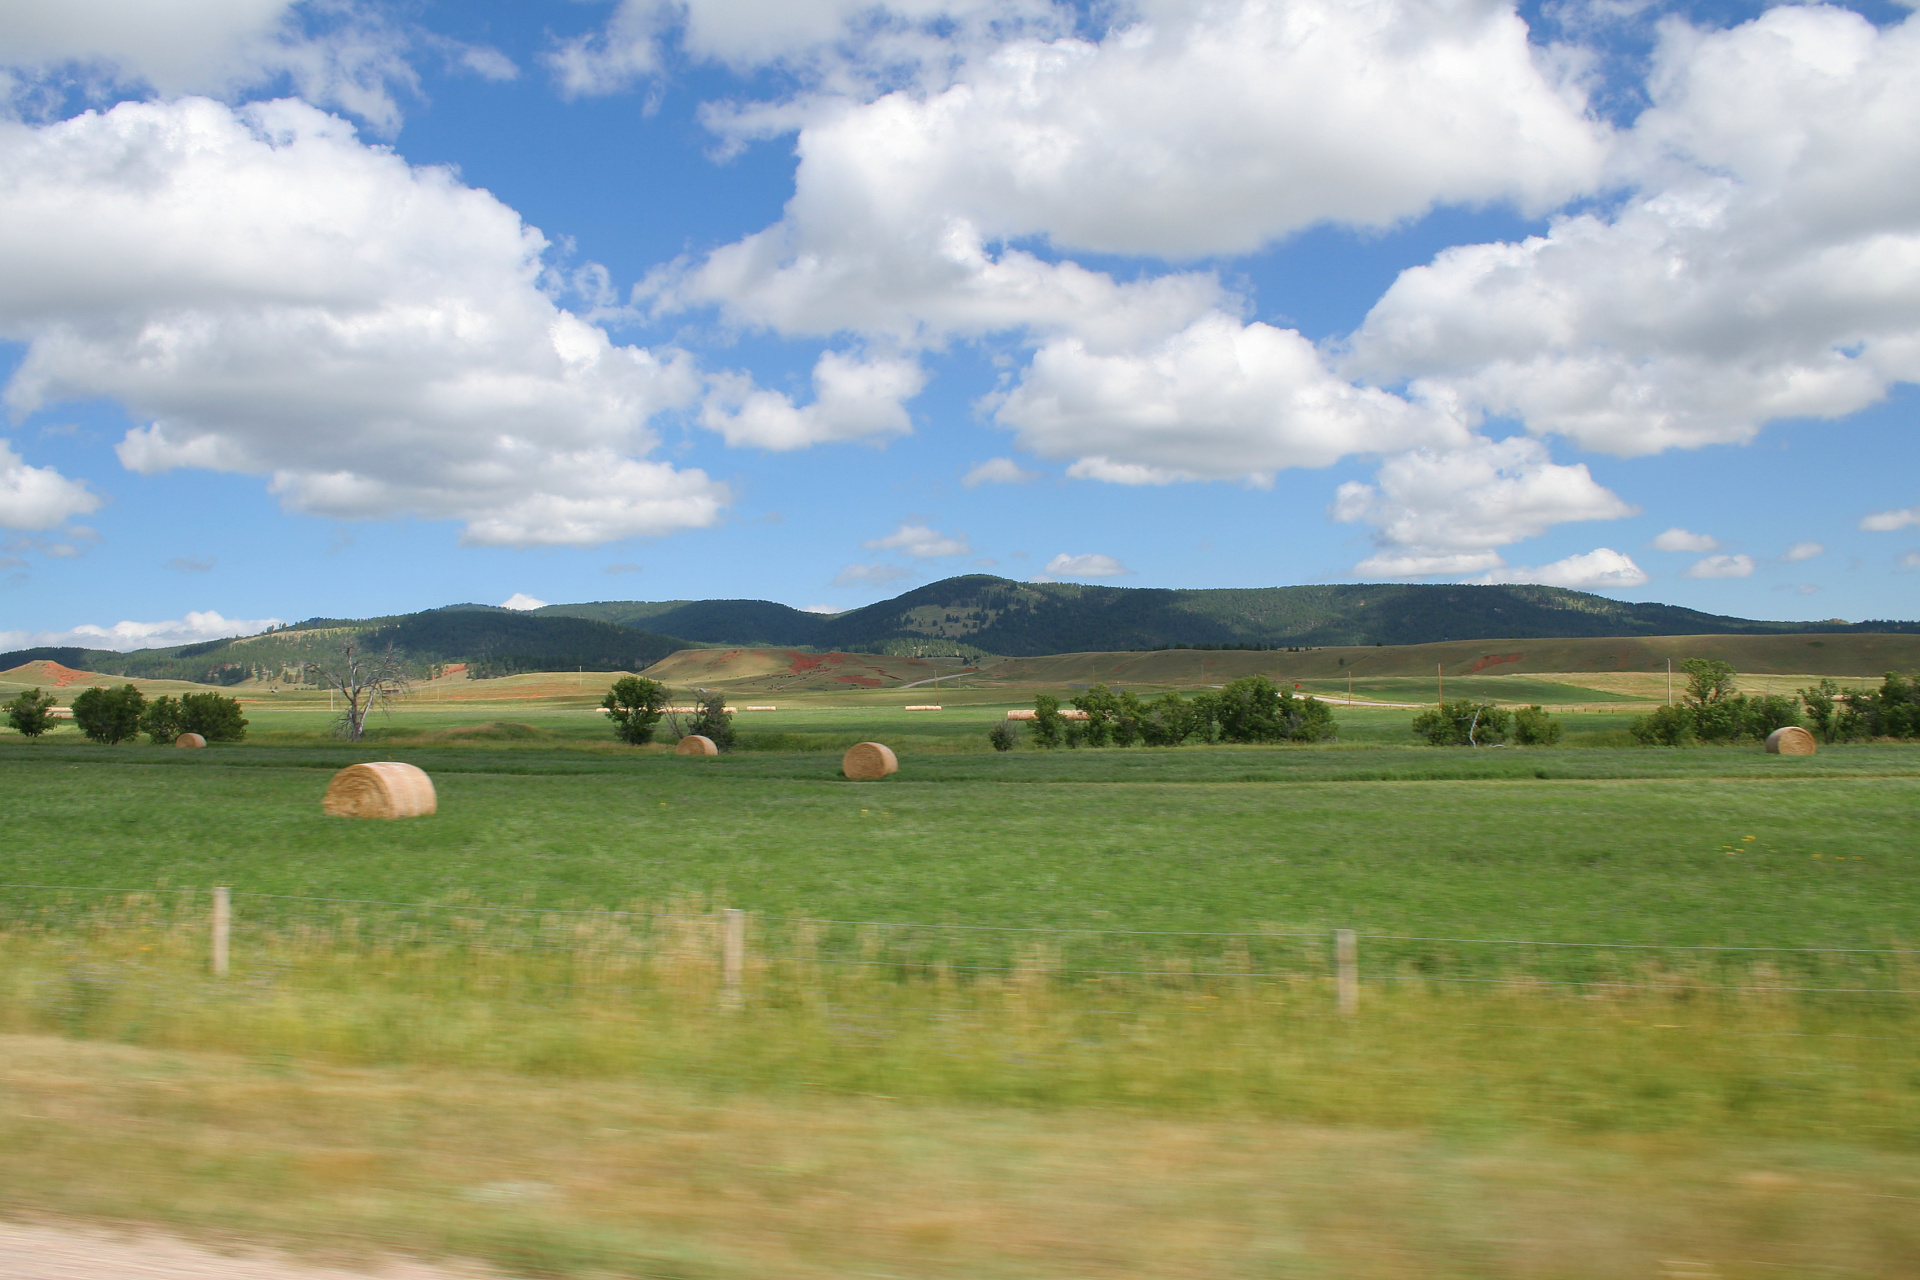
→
(4, 673, 1919, 1278)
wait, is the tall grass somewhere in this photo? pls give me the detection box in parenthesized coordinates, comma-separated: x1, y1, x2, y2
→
(5, 892, 1915, 1142)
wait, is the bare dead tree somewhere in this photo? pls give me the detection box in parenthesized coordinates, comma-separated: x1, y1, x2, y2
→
(314, 638, 411, 741)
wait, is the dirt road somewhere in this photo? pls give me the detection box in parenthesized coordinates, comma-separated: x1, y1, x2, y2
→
(0, 1221, 495, 1280)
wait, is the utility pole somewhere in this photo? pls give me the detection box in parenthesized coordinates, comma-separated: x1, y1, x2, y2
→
(1667, 658, 1672, 707)
(1437, 663, 1444, 706)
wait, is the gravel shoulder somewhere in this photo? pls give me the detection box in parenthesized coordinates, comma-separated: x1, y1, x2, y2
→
(0, 1220, 496, 1280)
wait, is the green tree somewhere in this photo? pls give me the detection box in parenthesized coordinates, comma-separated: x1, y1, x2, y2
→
(70, 684, 146, 744)
(1510, 705, 1562, 746)
(686, 691, 736, 751)
(601, 676, 668, 745)
(1028, 693, 1066, 749)
(1799, 679, 1848, 742)
(1681, 659, 1737, 710)
(987, 721, 1019, 752)
(1856, 671, 1920, 738)
(1738, 693, 1800, 740)
(181, 691, 248, 741)
(1411, 700, 1509, 746)
(141, 695, 189, 744)
(1061, 686, 1151, 747)
(5, 688, 58, 739)
(1629, 704, 1696, 747)
(1138, 692, 1194, 746)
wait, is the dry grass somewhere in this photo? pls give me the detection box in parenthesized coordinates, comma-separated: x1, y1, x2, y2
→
(4, 1032, 1918, 1279)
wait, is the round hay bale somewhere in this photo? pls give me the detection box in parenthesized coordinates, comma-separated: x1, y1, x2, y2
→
(1766, 725, 1817, 756)
(842, 741, 898, 781)
(322, 762, 437, 819)
(174, 732, 207, 749)
(676, 734, 719, 756)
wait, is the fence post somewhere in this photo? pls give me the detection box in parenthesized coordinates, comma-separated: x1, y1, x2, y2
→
(1335, 929, 1357, 1015)
(722, 907, 745, 1009)
(212, 886, 231, 977)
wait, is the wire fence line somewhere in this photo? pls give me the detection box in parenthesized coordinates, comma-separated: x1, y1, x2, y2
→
(2, 882, 1915, 1009)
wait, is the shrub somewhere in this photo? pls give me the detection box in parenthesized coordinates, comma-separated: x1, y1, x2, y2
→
(5, 688, 57, 739)
(987, 722, 1018, 752)
(69, 684, 146, 745)
(141, 696, 189, 745)
(181, 692, 248, 742)
(1028, 694, 1065, 749)
(686, 692, 736, 752)
(1138, 692, 1194, 746)
(601, 676, 667, 745)
(1411, 700, 1509, 746)
(1511, 705, 1561, 746)
(1187, 675, 1338, 745)
(1739, 693, 1800, 740)
(1630, 704, 1696, 747)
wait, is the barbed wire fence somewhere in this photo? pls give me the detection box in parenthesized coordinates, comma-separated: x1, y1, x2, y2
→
(3, 883, 1915, 1024)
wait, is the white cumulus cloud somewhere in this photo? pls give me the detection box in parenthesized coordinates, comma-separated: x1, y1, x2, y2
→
(0, 0, 438, 133)
(1332, 435, 1637, 578)
(962, 457, 1035, 487)
(0, 439, 100, 530)
(1348, 6, 1920, 459)
(700, 350, 925, 450)
(1784, 541, 1825, 562)
(1650, 527, 1720, 553)
(0, 98, 725, 548)
(864, 522, 971, 557)
(1036, 552, 1130, 580)
(1861, 507, 1920, 532)
(500, 593, 548, 611)
(996, 314, 1460, 486)
(1466, 548, 1650, 590)
(0, 609, 283, 653)
(1683, 553, 1756, 579)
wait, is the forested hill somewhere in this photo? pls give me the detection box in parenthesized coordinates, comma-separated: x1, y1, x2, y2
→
(7, 578, 1915, 679)
(1, 608, 692, 684)
(796, 577, 1916, 656)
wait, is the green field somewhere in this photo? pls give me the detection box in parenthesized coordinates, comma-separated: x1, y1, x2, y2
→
(6, 694, 1920, 1279)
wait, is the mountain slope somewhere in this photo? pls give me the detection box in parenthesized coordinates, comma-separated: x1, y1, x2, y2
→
(535, 599, 827, 646)
(6, 577, 1914, 680)
(805, 576, 1915, 655)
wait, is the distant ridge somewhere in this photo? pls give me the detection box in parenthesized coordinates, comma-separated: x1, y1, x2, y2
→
(6, 577, 1915, 680)
(544, 576, 1917, 657)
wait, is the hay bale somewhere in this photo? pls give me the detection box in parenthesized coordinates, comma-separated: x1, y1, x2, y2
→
(174, 732, 207, 749)
(322, 762, 436, 819)
(676, 734, 719, 756)
(1005, 709, 1037, 721)
(842, 741, 898, 781)
(905, 705, 942, 711)
(1766, 725, 1817, 756)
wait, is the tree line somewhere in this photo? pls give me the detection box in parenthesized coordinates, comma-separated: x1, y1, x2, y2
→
(993, 676, 1337, 750)
(5, 684, 247, 744)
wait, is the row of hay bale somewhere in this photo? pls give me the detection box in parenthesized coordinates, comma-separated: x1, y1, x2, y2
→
(319, 740, 900, 819)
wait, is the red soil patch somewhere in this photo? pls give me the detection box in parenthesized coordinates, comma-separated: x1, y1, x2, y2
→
(1469, 653, 1522, 673)
(788, 651, 826, 673)
(33, 661, 93, 687)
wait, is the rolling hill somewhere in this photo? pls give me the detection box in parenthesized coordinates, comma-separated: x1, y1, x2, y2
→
(6, 577, 1915, 685)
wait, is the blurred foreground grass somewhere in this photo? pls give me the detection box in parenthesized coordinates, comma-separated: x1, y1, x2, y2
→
(2, 903, 1919, 1279)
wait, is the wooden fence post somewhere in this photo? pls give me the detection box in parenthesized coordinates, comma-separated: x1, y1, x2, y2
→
(1335, 929, 1357, 1016)
(212, 886, 231, 977)
(722, 907, 745, 1009)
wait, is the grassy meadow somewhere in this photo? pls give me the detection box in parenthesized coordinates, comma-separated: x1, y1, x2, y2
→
(4, 680, 1920, 1277)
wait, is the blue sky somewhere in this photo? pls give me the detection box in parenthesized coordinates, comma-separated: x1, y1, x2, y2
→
(2, 0, 1919, 650)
